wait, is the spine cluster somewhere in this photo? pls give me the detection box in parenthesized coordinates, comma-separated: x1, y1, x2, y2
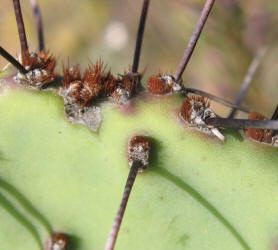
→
(245, 112, 278, 146)
(14, 51, 56, 88)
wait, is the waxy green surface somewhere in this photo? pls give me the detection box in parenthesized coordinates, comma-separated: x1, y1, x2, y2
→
(0, 86, 278, 250)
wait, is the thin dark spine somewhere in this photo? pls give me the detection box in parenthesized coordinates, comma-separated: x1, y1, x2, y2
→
(0, 46, 27, 74)
(206, 117, 278, 130)
(183, 87, 250, 113)
(105, 161, 140, 250)
(174, 0, 215, 81)
(271, 105, 278, 136)
(131, 0, 150, 73)
(30, 0, 44, 52)
(271, 105, 278, 120)
(228, 47, 266, 118)
(13, 0, 29, 61)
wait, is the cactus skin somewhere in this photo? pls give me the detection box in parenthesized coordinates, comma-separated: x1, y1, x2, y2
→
(0, 85, 278, 250)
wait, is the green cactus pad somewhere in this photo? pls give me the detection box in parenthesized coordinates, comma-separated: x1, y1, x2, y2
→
(0, 86, 277, 250)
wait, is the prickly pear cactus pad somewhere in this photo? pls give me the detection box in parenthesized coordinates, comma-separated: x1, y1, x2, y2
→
(0, 84, 278, 250)
(1, 0, 278, 250)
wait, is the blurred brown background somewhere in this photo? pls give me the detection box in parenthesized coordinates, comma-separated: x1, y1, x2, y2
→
(0, 0, 278, 117)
